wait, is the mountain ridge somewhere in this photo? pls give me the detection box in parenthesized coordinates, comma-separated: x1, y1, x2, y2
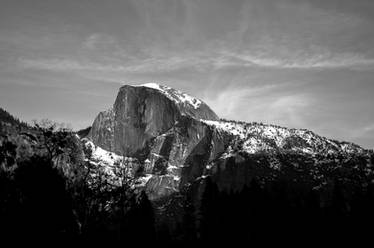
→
(86, 83, 370, 199)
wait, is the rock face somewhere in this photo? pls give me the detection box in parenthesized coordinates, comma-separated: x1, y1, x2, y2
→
(88, 83, 368, 200)
(90, 108, 114, 151)
(113, 84, 218, 157)
(88, 83, 222, 199)
(90, 84, 218, 156)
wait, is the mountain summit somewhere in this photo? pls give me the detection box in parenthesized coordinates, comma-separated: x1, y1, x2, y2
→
(86, 83, 368, 199)
(89, 83, 218, 155)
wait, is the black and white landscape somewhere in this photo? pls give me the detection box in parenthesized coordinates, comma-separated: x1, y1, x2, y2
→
(1, 0, 374, 246)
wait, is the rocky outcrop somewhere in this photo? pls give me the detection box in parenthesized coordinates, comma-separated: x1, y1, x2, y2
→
(89, 108, 114, 152)
(147, 116, 231, 188)
(90, 84, 218, 157)
(113, 85, 181, 157)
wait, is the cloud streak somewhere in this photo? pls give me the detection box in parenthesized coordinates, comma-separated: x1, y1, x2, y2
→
(17, 56, 207, 74)
(83, 33, 118, 50)
(17, 48, 374, 75)
(204, 82, 312, 129)
(350, 123, 374, 139)
(220, 51, 374, 70)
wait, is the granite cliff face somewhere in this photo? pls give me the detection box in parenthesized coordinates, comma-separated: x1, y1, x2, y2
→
(113, 84, 218, 157)
(88, 83, 223, 199)
(87, 83, 368, 200)
(90, 83, 218, 155)
(90, 108, 114, 152)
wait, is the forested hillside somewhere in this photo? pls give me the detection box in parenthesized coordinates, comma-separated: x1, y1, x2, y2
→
(0, 111, 155, 244)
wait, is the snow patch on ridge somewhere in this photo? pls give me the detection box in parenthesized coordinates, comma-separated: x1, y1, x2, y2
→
(133, 83, 202, 109)
(84, 139, 122, 166)
(201, 119, 364, 155)
(83, 139, 155, 189)
(202, 120, 247, 139)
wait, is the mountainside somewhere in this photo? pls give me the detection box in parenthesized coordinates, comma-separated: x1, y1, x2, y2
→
(202, 119, 363, 155)
(86, 83, 372, 200)
(0, 107, 30, 134)
(1, 87, 374, 244)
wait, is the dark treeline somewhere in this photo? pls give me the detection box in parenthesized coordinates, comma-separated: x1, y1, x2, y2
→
(189, 177, 374, 246)
(158, 151, 374, 247)
(0, 108, 31, 133)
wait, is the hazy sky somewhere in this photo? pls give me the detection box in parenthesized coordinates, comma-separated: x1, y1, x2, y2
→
(1, 0, 374, 148)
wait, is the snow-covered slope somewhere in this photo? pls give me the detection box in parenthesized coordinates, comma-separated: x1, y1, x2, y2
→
(133, 83, 202, 109)
(82, 138, 154, 188)
(202, 119, 364, 156)
(83, 139, 122, 167)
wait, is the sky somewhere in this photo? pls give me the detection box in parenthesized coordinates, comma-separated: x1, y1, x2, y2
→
(0, 0, 374, 148)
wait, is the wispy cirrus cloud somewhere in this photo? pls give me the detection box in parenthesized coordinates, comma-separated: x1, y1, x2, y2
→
(219, 51, 374, 70)
(17, 56, 209, 74)
(203, 81, 312, 128)
(16, 29, 374, 73)
(349, 123, 374, 139)
(17, 46, 374, 75)
(83, 33, 118, 50)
